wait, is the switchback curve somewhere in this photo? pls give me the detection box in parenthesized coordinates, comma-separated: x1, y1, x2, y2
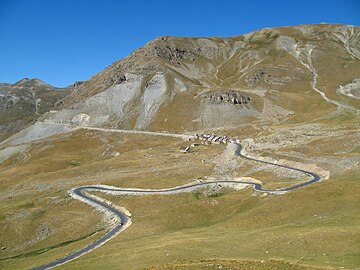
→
(32, 143, 322, 270)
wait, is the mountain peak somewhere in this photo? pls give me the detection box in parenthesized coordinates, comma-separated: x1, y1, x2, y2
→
(14, 78, 53, 88)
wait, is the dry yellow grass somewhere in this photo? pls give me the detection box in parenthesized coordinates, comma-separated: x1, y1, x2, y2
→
(140, 259, 331, 270)
(1, 114, 359, 270)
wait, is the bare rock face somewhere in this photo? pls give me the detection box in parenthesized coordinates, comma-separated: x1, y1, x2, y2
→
(71, 113, 90, 125)
(102, 72, 126, 87)
(202, 91, 250, 105)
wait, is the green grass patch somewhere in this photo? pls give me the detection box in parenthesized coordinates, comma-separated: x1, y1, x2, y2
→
(0, 214, 6, 222)
(193, 191, 201, 200)
(206, 192, 223, 198)
(17, 202, 34, 209)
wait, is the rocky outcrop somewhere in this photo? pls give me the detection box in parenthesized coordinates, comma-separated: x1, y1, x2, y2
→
(246, 68, 272, 84)
(102, 72, 126, 87)
(153, 43, 197, 66)
(71, 113, 90, 125)
(72, 81, 85, 92)
(338, 78, 360, 99)
(0, 92, 20, 109)
(202, 91, 250, 105)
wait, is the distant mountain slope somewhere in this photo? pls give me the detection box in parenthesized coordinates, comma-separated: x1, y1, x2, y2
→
(0, 78, 71, 141)
(48, 24, 359, 132)
(3, 24, 360, 145)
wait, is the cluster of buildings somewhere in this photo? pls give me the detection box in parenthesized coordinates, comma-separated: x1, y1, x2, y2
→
(179, 133, 237, 153)
(194, 133, 237, 145)
(179, 133, 238, 153)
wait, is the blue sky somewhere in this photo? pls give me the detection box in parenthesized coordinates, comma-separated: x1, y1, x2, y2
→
(0, 0, 359, 87)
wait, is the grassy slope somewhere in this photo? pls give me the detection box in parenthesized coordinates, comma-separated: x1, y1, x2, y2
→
(0, 117, 359, 270)
(50, 171, 358, 270)
(1, 25, 359, 270)
(140, 259, 334, 270)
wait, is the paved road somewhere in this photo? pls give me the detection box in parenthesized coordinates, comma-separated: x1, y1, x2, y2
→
(32, 142, 321, 270)
(235, 143, 321, 192)
(79, 126, 193, 140)
(42, 121, 193, 140)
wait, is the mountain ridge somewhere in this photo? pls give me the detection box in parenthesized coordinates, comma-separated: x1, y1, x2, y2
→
(1, 23, 360, 145)
(44, 24, 359, 131)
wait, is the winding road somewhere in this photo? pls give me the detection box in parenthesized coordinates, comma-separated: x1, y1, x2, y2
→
(32, 142, 321, 270)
